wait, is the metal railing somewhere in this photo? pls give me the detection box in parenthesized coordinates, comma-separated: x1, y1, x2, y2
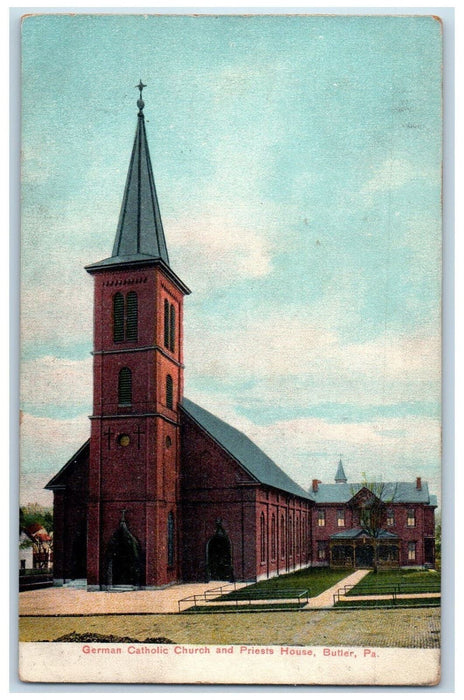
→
(333, 581, 441, 605)
(178, 585, 310, 613)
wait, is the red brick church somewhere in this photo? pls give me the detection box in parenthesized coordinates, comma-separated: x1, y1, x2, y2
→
(45, 86, 436, 589)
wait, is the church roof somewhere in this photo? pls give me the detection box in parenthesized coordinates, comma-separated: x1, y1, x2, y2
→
(310, 480, 435, 505)
(181, 398, 312, 500)
(86, 83, 170, 274)
(44, 439, 90, 490)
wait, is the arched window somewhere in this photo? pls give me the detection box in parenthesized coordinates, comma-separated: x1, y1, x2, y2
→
(281, 514, 286, 559)
(166, 374, 174, 410)
(289, 516, 293, 557)
(167, 512, 175, 567)
(260, 512, 266, 563)
(164, 299, 170, 348)
(126, 291, 138, 342)
(169, 304, 176, 352)
(118, 367, 132, 405)
(271, 514, 276, 560)
(113, 292, 124, 342)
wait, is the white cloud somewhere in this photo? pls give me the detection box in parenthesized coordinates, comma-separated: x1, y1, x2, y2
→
(185, 314, 441, 407)
(21, 355, 93, 409)
(361, 158, 418, 194)
(168, 213, 273, 294)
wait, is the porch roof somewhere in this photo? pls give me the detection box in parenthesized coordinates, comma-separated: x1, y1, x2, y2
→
(330, 528, 399, 540)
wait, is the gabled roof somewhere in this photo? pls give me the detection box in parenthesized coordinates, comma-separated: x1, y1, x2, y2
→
(310, 480, 436, 505)
(181, 398, 312, 500)
(44, 439, 90, 490)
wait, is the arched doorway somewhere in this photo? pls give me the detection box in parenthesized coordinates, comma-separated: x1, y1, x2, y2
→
(207, 520, 233, 581)
(104, 514, 141, 587)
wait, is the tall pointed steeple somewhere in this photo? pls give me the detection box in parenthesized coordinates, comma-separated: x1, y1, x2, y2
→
(86, 81, 173, 273)
(335, 458, 347, 483)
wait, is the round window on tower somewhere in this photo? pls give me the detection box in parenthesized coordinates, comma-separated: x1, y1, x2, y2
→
(118, 434, 131, 447)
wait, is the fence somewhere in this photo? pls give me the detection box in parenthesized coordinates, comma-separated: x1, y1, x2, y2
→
(178, 584, 310, 613)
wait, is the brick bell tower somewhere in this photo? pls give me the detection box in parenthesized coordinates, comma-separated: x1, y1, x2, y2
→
(85, 82, 190, 590)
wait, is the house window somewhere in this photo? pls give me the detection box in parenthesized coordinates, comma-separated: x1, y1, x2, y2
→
(271, 514, 276, 560)
(317, 542, 327, 560)
(317, 510, 325, 527)
(167, 512, 175, 567)
(288, 516, 293, 557)
(118, 367, 132, 405)
(408, 542, 416, 561)
(260, 512, 266, 563)
(296, 516, 300, 555)
(337, 509, 345, 527)
(113, 292, 125, 342)
(387, 509, 395, 527)
(126, 291, 138, 342)
(407, 509, 416, 527)
(166, 374, 174, 410)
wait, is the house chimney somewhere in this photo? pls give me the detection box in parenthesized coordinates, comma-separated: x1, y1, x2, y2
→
(312, 479, 321, 493)
(416, 477, 422, 490)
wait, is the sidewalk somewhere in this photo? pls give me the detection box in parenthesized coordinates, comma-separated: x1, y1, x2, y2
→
(19, 581, 245, 616)
(306, 569, 370, 608)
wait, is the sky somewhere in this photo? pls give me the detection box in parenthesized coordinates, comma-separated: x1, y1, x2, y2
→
(20, 13, 442, 507)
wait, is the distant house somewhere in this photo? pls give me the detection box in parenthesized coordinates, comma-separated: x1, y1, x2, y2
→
(23, 523, 53, 570)
(19, 531, 34, 571)
(309, 461, 437, 569)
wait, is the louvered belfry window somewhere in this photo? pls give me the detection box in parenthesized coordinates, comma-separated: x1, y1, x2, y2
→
(169, 304, 176, 352)
(164, 299, 170, 348)
(113, 293, 125, 342)
(126, 291, 138, 342)
(166, 374, 173, 410)
(118, 367, 132, 405)
(113, 291, 138, 343)
(164, 299, 176, 352)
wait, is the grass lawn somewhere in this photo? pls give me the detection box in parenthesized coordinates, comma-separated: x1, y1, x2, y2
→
(348, 569, 440, 596)
(334, 597, 440, 609)
(219, 567, 355, 600)
(185, 602, 305, 613)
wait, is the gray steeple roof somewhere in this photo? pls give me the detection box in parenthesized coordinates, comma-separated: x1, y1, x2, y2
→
(335, 458, 347, 483)
(86, 84, 171, 273)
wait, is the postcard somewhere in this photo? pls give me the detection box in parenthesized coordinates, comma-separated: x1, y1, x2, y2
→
(19, 13, 442, 685)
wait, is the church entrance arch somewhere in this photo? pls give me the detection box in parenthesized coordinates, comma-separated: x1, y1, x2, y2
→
(104, 514, 141, 587)
(206, 520, 233, 581)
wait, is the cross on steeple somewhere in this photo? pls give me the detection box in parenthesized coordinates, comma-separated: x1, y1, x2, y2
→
(136, 80, 146, 113)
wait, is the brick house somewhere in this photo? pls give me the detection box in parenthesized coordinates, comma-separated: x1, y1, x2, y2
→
(310, 461, 437, 569)
(45, 87, 437, 589)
